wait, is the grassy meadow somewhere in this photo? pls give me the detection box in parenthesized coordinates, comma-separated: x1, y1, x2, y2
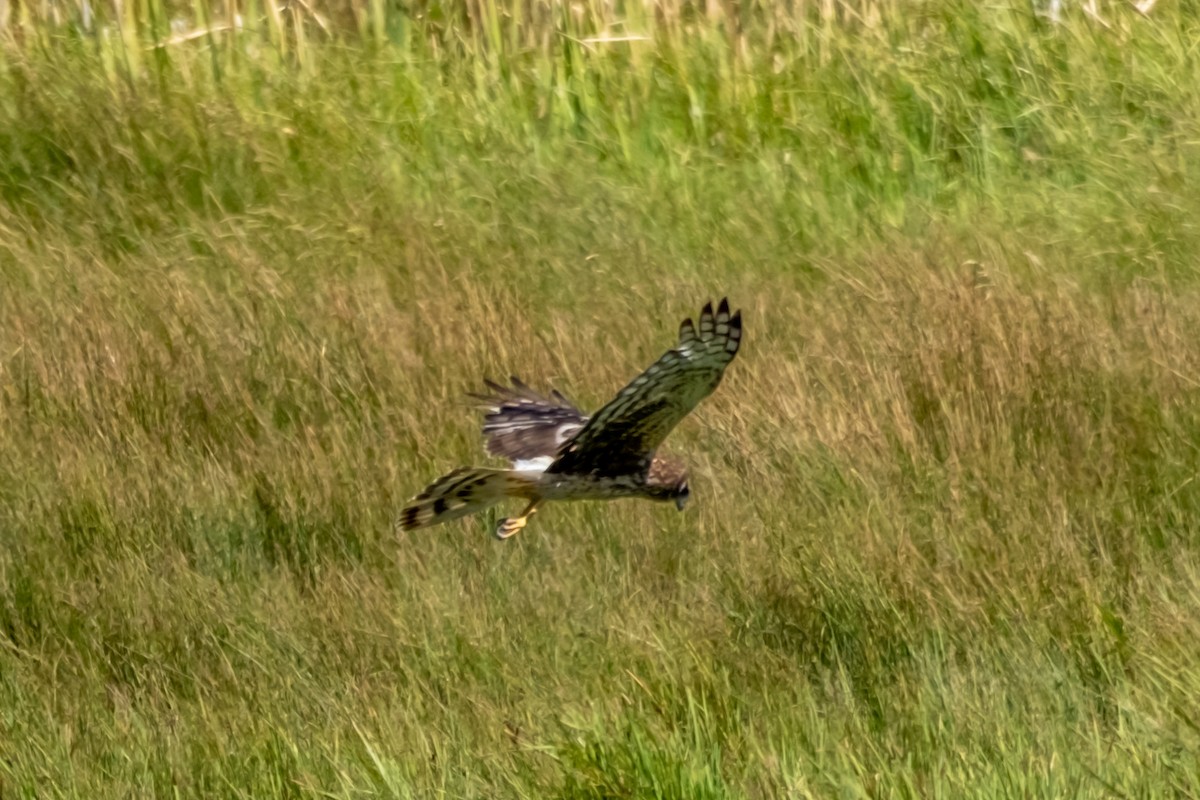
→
(2, 0, 1200, 795)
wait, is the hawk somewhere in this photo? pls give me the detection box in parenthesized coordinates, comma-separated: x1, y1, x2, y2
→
(397, 298, 743, 539)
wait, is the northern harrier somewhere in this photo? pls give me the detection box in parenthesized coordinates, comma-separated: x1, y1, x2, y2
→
(398, 298, 743, 539)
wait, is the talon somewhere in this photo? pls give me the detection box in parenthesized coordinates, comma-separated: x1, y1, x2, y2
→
(495, 516, 527, 540)
(495, 500, 540, 540)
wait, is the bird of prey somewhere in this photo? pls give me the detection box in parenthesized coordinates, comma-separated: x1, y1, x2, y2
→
(397, 298, 743, 539)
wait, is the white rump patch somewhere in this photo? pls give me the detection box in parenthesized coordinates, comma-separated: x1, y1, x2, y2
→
(513, 456, 555, 472)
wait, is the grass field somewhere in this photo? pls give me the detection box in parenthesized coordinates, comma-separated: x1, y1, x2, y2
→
(2, 0, 1200, 796)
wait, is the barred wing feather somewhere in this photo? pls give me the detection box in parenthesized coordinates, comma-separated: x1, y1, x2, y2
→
(546, 298, 742, 479)
(470, 377, 588, 466)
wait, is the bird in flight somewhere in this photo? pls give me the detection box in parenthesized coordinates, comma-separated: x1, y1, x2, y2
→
(397, 298, 743, 539)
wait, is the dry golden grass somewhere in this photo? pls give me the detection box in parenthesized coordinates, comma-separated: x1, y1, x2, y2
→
(2, 1, 1200, 795)
(4, 231, 1200, 794)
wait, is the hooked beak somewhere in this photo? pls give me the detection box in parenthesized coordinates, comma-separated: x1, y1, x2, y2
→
(675, 494, 689, 512)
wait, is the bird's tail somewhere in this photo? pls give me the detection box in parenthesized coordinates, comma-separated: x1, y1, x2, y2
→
(397, 467, 540, 531)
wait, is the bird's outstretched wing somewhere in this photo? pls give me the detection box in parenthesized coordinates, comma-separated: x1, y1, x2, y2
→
(546, 298, 742, 479)
(470, 377, 588, 469)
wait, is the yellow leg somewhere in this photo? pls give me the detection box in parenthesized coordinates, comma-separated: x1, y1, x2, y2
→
(495, 500, 541, 540)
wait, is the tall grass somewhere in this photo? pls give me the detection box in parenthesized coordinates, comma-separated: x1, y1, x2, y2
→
(2, 0, 1200, 796)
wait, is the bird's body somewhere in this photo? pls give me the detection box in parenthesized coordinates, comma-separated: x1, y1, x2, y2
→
(398, 298, 742, 538)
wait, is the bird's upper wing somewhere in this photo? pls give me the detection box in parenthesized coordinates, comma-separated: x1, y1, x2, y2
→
(470, 377, 588, 468)
(546, 298, 742, 478)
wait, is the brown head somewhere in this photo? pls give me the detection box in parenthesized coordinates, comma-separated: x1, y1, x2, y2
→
(646, 455, 691, 511)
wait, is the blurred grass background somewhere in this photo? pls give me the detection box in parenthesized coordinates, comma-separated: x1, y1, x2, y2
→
(2, 0, 1200, 796)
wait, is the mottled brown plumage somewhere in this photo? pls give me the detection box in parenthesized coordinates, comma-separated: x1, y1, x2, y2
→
(398, 298, 743, 538)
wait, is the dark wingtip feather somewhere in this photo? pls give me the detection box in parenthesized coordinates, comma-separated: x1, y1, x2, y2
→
(469, 378, 509, 404)
(726, 310, 743, 353)
(717, 297, 730, 316)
